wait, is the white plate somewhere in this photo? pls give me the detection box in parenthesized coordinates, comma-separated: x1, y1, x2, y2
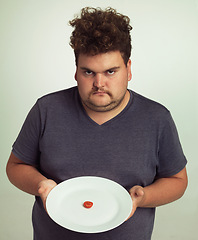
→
(46, 176, 132, 233)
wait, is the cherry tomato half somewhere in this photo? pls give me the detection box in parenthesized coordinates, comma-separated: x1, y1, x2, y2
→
(83, 201, 93, 208)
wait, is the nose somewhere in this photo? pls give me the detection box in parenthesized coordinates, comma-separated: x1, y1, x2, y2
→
(93, 73, 105, 88)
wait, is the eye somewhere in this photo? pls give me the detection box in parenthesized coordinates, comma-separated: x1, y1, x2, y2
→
(107, 70, 115, 75)
(85, 70, 94, 76)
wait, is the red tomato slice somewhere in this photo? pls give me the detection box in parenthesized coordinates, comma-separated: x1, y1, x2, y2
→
(83, 201, 93, 208)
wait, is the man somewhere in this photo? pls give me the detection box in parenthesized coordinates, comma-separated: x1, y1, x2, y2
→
(6, 7, 187, 240)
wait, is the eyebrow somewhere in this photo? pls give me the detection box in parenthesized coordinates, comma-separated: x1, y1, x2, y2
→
(80, 66, 120, 73)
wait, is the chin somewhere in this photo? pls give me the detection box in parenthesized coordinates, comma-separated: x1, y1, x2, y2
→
(85, 100, 120, 112)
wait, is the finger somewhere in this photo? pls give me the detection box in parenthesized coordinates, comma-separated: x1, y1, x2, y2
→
(125, 199, 136, 221)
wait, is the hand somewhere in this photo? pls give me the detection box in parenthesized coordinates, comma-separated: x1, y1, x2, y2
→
(37, 179, 57, 212)
(126, 185, 145, 221)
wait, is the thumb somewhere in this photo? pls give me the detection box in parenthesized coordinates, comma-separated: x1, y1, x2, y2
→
(129, 185, 145, 207)
(38, 186, 48, 211)
(134, 187, 144, 197)
(126, 186, 145, 221)
(38, 179, 57, 211)
(129, 185, 144, 198)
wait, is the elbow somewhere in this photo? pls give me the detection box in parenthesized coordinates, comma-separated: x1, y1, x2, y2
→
(6, 152, 21, 185)
(6, 159, 14, 184)
(6, 159, 11, 181)
(174, 167, 188, 200)
(181, 175, 188, 197)
(177, 172, 188, 200)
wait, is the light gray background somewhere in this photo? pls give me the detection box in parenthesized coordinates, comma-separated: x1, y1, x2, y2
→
(0, 0, 197, 239)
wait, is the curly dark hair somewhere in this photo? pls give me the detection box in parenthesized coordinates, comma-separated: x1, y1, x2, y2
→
(69, 7, 132, 66)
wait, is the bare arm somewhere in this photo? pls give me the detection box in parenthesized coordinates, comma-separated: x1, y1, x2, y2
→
(127, 167, 188, 219)
(6, 152, 57, 209)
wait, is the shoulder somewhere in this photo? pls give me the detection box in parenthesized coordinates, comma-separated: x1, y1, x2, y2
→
(35, 86, 79, 109)
(128, 90, 173, 128)
(31, 87, 80, 117)
(130, 90, 170, 115)
(38, 86, 78, 103)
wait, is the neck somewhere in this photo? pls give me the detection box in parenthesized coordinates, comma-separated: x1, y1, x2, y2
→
(83, 90, 130, 125)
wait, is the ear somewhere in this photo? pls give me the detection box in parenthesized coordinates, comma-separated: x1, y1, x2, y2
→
(127, 59, 132, 81)
(74, 68, 77, 81)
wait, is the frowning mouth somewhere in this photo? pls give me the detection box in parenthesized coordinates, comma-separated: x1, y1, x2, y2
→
(88, 89, 112, 99)
(93, 91, 107, 95)
(91, 89, 112, 96)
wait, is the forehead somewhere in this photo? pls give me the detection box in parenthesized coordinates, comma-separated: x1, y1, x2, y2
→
(77, 51, 125, 71)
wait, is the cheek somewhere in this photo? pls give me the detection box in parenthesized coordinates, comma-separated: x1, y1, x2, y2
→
(112, 75, 128, 89)
(77, 79, 92, 96)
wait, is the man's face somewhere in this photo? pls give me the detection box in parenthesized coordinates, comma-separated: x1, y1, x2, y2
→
(75, 51, 132, 112)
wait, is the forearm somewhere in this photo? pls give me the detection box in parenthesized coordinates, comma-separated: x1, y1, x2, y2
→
(139, 174, 187, 208)
(6, 152, 47, 196)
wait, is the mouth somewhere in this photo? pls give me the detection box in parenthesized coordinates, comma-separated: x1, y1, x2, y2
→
(93, 91, 107, 95)
(92, 89, 111, 96)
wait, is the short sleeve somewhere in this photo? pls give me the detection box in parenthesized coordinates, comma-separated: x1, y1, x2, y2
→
(156, 111, 187, 178)
(12, 101, 41, 166)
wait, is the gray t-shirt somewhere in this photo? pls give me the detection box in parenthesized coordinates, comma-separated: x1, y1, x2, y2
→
(12, 87, 187, 240)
